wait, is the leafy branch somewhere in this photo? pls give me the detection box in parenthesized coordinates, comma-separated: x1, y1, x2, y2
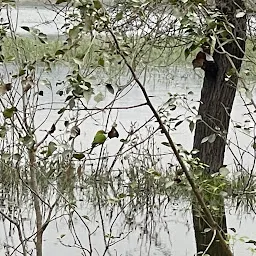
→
(108, 28, 233, 256)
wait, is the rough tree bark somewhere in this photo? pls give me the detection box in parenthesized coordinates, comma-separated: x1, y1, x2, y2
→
(193, 0, 246, 173)
(192, 0, 246, 255)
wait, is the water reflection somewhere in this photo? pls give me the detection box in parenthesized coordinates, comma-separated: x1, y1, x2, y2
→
(0, 3, 256, 256)
(2, 4, 65, 35)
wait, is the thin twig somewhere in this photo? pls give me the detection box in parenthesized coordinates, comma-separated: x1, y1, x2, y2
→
(108, 28, 233, 256)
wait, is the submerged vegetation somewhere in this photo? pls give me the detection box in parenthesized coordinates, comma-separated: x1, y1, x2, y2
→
(3, 36, 256, 83)
(0, 0, 256, 256)
(2, 36, 187, 67)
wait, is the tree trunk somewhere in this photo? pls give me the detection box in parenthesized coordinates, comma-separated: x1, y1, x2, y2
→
(193, 0, 246, 172)
(192, 201, 228, 255)
(192, 0, 246, 255)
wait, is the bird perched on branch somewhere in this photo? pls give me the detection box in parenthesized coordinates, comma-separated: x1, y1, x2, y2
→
(89, 130, 107, 154)
(192, 45, 217, 80)
(92, 130, 107, 146)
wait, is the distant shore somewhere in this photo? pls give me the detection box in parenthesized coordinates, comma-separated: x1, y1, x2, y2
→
(19, 0, 51, 2)
(20, 0, 55, 3)
(18, 0, 113, 4)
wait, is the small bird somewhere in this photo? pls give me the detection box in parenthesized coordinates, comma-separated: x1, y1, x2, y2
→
(69, 125, 80, 140)
(92, 130, 107, 147)
(89, 130, 107, 154)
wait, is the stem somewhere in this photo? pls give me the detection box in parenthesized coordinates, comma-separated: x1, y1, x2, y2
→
(109, 29, 233, 256)
(0, 209, 27, 256)
(29, 148, 43, 256)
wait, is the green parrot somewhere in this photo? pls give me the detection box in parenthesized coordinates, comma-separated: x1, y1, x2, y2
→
(89, 130, 107, 153)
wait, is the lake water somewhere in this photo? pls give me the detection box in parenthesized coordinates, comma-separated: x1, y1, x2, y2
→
(0, 3, 256, 256)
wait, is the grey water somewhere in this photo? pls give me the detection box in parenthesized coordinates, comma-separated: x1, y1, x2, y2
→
(0, 3, 256, 256)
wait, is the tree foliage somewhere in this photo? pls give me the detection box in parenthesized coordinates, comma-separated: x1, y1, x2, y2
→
(0, 0, 255, 255)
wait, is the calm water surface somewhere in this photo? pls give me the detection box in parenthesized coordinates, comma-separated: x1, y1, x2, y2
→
(0, 4, 256, 256)
(0, 64, 254, 256)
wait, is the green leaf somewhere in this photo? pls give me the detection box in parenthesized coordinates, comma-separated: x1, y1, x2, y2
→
(116, 11, 123, 21)
(94, 92, 104, 103)
(100, 16, 108, 22)
(2, 0, 15, 4)
(13, 153, 21, 161)
(105, 83, 114, 94)
(161, 142, 171, 147)
(82, 215, 90, 220)
(245, 240, 256, 245)
(165, 181, 174, 189)
(184, 48, 190, 59)
(69, 98, 75, 109)
(57, 90, 63, 96)
(175, 120, 183, 128)
(118, 193, 126, 199)
(55, 50, 66, 56)
(0, 126, 7, 138)
(65, 95, 73, 102)
(58, 107, 66, 114)
(220, 191, 228, 197)
(56, 0, 68, 4)
(98, 57, 104, 66)
(46, 142, 57, 157)
(169, 104, 176, 111)
(219, 167, 229, 176)
(38, 37, 47, 44)
(2, 153, 10, 160)
(94, 0, 102, 9)
(18, 69, 26, 76)
(201, 136, 209, 144)
(69, 25, 81, 39)
(0, 54, 4, 63)
(41, 79, 51, 89)
(236, 11, 246, 18)
(20, 135, 34, 146)
(189, 121, 195, 132)
(21, 26, 30, 32)
(73, 153, 85, 160)
(3, 107, 17, 118)
(120, 139, 128, 144)
(208, 134, 216, 143)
